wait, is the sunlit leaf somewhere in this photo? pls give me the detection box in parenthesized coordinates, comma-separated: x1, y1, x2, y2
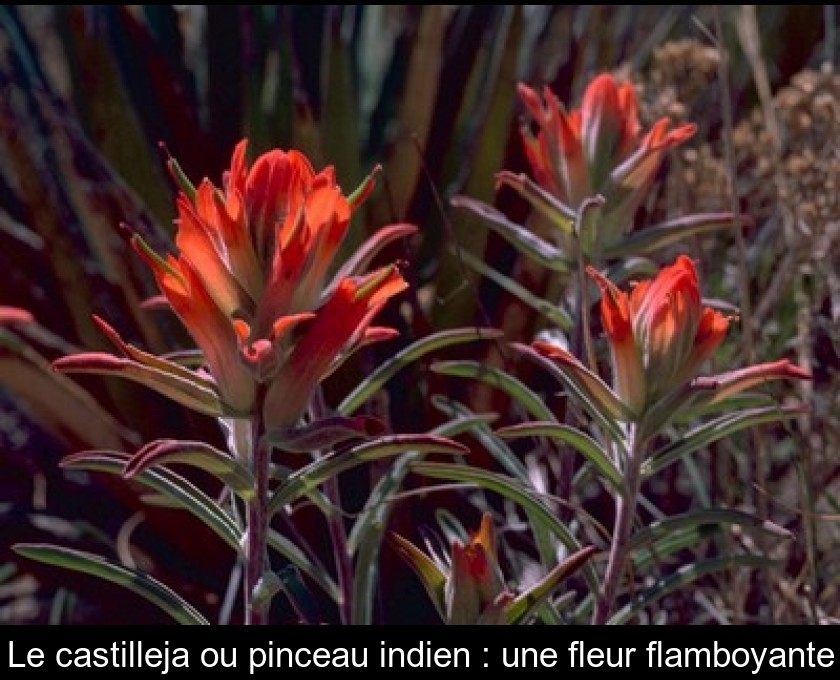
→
(13, 544, 208, 625)
(432, 360, 556, 422)
(123, 439, 255, 501)
(507, 545, 598, 624)
(389, 533, 448, 620)
(60, 451, 240, 549)
(603, 213, 752, 258)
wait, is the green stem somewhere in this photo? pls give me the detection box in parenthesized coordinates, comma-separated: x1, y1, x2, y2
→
(592, 424, 643, 625)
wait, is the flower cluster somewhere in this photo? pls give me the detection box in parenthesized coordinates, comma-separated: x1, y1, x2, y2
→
(57, 141, 413, 433)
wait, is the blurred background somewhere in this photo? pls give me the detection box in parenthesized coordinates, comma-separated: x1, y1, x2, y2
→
(0, 5, 838, 624)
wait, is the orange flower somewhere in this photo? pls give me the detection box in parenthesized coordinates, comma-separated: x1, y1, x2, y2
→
(447, 512, 511, 624)
(585, 256, 810, 416)
(139, 141, 410, 428)
(58, 140, 412, 431)
(586, 256, 726, 413)
(515, 73, 696, 247)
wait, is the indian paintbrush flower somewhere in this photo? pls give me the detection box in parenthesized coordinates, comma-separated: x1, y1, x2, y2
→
(505, 73, 697, 252)
(55, 140, 413, 436)
(533, 255, 811, 422)
(392, 512, 596, 625)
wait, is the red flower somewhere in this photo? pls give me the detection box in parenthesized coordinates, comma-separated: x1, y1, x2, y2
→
(584, 256, 809, 415)
(515, 73, 696, 247)
(58, 141, 412, 431)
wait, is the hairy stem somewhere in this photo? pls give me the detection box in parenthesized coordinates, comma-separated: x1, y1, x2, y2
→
(245, 408, 269, 625)
(593, 425, 643, 625)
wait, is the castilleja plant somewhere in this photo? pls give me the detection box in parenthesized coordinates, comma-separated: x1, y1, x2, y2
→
(35, 140, 469, 624)
(392, 512, 596, 625)
(505, 255, 810, 624)
(451, 73, 748, 307)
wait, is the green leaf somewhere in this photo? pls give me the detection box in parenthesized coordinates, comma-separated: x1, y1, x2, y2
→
(13, 544, 208, 625)
(458, 251, 573, 330)
(495, 171, 576, 231)
(268, 435, 469, 516)
(330, 223, 418, 286)
(676, 392, 775, 422)
(408, 461, 599, 592)
(123, 439, 255, 501)
(389, 533, 448, 620)
(629, 509, 793, 573)
(603, 213, 752, 258)
(431, 360, 557, 422)
(644, 405, 806, 476)
(265, 416, 385, 453)
(337, 327, 503, 416)
(507, 545, 598, 624)
(511, 343, 629, 447)
(450, 195, 570, 272)
(607, 555, 776, 625)
(347, 414, 495, 624)
(630, 508, 793, 550)
(60, 451, 240, 550)
(496, 421, 621, 491)
(431, 397, 529, 481)
(53, 353, 225, 417)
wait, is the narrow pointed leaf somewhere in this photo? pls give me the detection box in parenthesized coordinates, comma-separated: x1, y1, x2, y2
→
(337, 327, 503, 416)
(431, 396, 529, 481)
(644, 405, 806, 476)
(458, 251, 573, 329)
(495, 171, 576, 231)
(268, 435, 469, 515)
(629, 511, 792, 574)
(432, 360, 556, 422)
(678, 393, 775, 421)
(53, 354, 225, 416)
(92, 315, 218, 391)
(450, 195, 570, 272)
(409, 461, 599, 591)
(496, 422, 621, 491)
(604, 213, 753, 258)
(629, 508, 793, 551)
(265, 416, 385, 453)
(389, 533, 448, 619)
(347, 414, 496, 624)
(60, 451, 240, 549)
(13, 544, 208, 625)
(59, 449, 341, 602)
(512, 343, 628, 447)
(330, 223, 418, 286)
(607, 555, 776, 625)
(507, 545, 598, 624)
(123, 440, 255, 501)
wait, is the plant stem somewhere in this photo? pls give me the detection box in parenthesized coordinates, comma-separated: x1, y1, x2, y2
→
(245, 411, 269, 625)
(324, 475, 354, 624)
(592, 424, 642, 625)
(311, 386, 354, 624)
